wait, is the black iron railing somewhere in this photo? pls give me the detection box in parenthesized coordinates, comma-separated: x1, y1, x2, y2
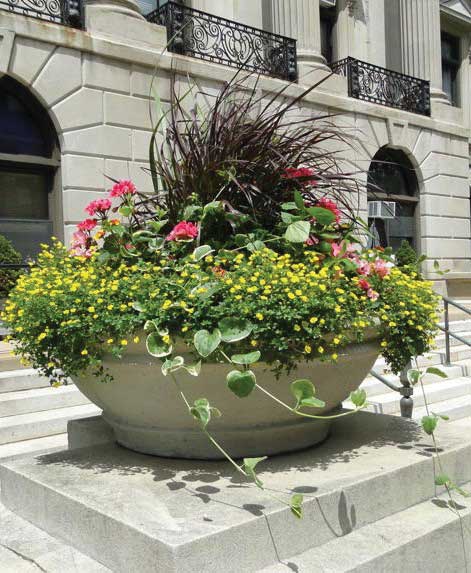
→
(0, 0, 82, 27)
(440, 296, 471, 366)
(146, 1, 297, 82)
(331, 57, 431, 117)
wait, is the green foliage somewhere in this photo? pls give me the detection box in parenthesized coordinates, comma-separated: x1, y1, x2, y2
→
(227, 370, 256, 398)
(291, 379, 325, 410)
(0, 235, 22, 298)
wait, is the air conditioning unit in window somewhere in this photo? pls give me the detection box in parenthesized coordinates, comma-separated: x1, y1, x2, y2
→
(368, 201, 396, 220)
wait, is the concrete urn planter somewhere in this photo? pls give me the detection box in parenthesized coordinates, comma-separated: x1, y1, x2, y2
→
(72, 336, 379, 460)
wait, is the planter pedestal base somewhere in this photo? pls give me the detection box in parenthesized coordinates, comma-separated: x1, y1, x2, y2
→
(3, 412, 469, 572)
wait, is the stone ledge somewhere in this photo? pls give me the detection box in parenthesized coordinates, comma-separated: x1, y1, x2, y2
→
(2, 412, 471, 572)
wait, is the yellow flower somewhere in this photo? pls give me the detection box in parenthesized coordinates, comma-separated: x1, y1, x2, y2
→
(37, 332, 47, 341)
(331, 353, 338, 360)
(120, 339, 128, 346)
(81, 349, 88, 355)
(133, 336, 140, 344)
(389, 321, 397, 328)
(309, 317, 318, 324)
(318, 346, 324, 354)
(250, 339, 258, 347)
(287, 292, 295, 300)
(255, 313, 264, 321)
(333, 337, 340, 345)
(380, 341, 387, 347)
(107, 339, 114, 344)
(87, 306, 95, 313)
(294, 325, 301, 332)
(304, 344, 312, 354)
(162, 335, 171, 345)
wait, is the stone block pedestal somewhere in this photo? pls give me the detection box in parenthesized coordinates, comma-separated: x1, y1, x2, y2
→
(1, 412, 471, 572)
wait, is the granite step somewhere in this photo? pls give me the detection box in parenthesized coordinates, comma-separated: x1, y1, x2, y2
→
(1, 413, 470, 573)
(0, 433, 68, 462)
(413, 394, 471, 422)
(0, 369, 51, 393)
(0, 385, 89, 418)
(0, 404, 100, 445)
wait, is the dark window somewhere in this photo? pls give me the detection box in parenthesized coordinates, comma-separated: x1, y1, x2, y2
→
(320, 7, 335, 65)
(441, 32, 460, 106)
(367, 148, 419, 251)
(0, 78, 57, 260)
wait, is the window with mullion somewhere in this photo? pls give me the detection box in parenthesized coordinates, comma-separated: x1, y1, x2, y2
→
(441, 32, 460, 106)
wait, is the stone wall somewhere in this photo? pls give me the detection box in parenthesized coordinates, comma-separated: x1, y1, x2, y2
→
(0, 9, 469, 291)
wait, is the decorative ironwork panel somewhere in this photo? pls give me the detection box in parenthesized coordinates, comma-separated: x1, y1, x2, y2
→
(146, 1, 297, 82)
(331, 57, 431, 117)
(0, 0, 82, 27)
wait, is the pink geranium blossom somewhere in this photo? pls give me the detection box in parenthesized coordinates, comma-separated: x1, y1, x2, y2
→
(166, 221, 199, 242)
(77, 219, 97, 232)
(70, 230, 93, 258)
(305, 236, 319, 246)
(85, 199, 112, 217)
(367, 289, 379, 301)
(283, 167, 317, 186)
(358, 278, 371, 292)
(357, 261, 371, 276)
(109, 180, 137, 198)
(373, 258, 391, 278)
(317, 197, 341, 224)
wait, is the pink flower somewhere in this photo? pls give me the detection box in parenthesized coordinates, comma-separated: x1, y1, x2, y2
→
(317, 197, 341, 223)
(374, 258, 390, 278)
(70, 230, 93, 258)
(283, 167, 317, 186)
(85, 199, 112, 216)
(331, 242, 342, 257)
(166, 221, 199, 242)
(367, 289, 379, 301)
(305, 236, 319, 246)
(77, 219, 97, 232)
(357, 261, 371, 276)
(109, 180, 137, 198)
(358, 278, 371, 292)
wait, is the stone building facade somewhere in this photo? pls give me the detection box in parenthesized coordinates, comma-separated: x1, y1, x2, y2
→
(0, 0, 470, 295)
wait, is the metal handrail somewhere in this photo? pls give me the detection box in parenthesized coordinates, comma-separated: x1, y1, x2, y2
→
(442, 296, 471, 366)
(369, 367, 414, 418)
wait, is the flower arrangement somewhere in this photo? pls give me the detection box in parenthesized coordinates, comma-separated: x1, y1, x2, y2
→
(2, 72, 440, 517)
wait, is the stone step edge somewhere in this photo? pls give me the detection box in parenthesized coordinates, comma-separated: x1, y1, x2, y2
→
(1, 417, 471, 571)
(259, 481, 471, 572)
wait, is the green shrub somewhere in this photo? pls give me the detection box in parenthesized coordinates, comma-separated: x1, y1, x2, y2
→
(0, 235, 22, 298)
(395, 240, 420, 275)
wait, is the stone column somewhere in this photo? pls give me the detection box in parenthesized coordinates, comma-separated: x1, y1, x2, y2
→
(398, 0, 449, 104)
(270, 0, 330, 81)
(85, 0, 166, 47)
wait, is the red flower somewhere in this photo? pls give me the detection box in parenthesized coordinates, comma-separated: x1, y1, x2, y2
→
(358, 278, 371, 292)
(283, 167, 317, 186)
(109, 180, 137, 198)
(317, 197, 341, 223)
(166, 221, 199, 242)
(85, 199, 112, 216)
(77, 219, 97, 232)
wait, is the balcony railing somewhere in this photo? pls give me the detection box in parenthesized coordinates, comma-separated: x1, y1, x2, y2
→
(0, 0, 82, 27)
(146, 1, 297, 82)
(331, 57, 431, 117)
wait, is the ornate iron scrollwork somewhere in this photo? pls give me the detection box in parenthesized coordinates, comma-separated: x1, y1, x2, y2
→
(0, 0, 82, 27)
(331, 57, 431, 117)
(147, 1, 298, 82)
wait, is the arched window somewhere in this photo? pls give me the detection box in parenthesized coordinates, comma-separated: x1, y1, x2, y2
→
(367, 147, 419, 251)
(0, 76, 59, 260)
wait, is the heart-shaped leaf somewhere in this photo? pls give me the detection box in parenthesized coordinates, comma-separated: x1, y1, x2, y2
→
(285, 221, 310, 243)
(190, 398, 211, 428)
(194, 329, 221, 357)
(119, 205, 133, 217)
(291, 379, 321, 410)
(435, 474, 451, 487)
(231, 351, 261, 365)
(193, 245, 213, 261)
(350, 388, 367, 408)
(421, 414, 438, 435)
(219, 317, 253, 342)
(184, 361, 202, 377)
(306, 206, 336, 226)
(227, 370, 256, 398)
(243, 456, 267, 488)
(131, 301, 145, 312)
(146, 332, 172, 358)
(161, 356, 184, 376)
(290, 493, 304, 519)
(407, 369, 421, 385)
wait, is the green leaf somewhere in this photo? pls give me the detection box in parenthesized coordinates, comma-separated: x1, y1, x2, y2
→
(285, 221, 310, 243)
(407, 369, 421, 386)
(219, 317, 253, 342)
(119, 205, 133, 217)
(190, 398, 212, 429)
(290, 493, 304, 519)
(146, 332, 172, 358)
(452, 484, 471, 498)
(246, 240, 265, 253)
(243, 456, 267, 488)
(426, 367, 448, 379)
(294, 191, 305, 210)
(161, 356, 184, 376)
(291, 379, 325, 410)
(230, 351, 261, 365)
(148, 219, 168, 234)
(193, 245, 213, 261)
(183, 361, 202, 377)
(306, 206, 336, 226)
(434, 474, 451, 487)
(144, 320, 158, 333)
(131, 301, 145, 312)
(421, 415, 438, 435)
(281, 202, 298, 211)
(227, 370, 256, 398)
(350, 388, 367, 408)
(281, 211, 301, 225)
(194, 329, 221, 357)
(183, 205, 201, 220)
(431, 411, 450, 421)
(190, 281, 222, 300)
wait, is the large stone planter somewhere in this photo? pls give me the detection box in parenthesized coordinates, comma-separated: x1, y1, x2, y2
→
(72, 336, 379, 459)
